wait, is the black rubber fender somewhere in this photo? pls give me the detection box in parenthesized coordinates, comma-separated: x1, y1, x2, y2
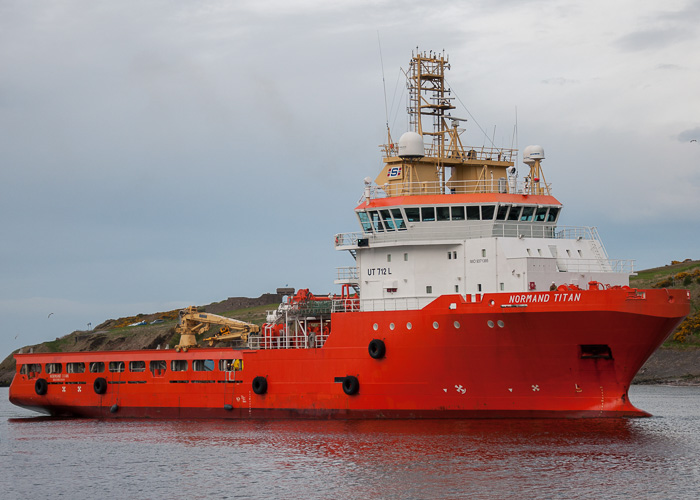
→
(252, 376, 268, 395)
(34, 378, 48, 396)
(94, 377, 108, 395)
(368, 339, 386, 359)
(343, 375, 360, 396)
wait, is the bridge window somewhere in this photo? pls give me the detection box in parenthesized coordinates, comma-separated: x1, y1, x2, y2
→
(421, 207, 435, 221)
(108, 361, 125, 373)
(405, 207, 420, 222)
(357, 211, 372, 232)
(481, 205, 495, 220)
(67, 362, 85, 374)
(496, 205, 509, 220)
(535, 207, 548, 222)
(547, 207, 559, 222)
(466, 206, 480, 220)
(507, 206, 521, 221)
(46, 363, 62, 374)
(129, 361, 146, 372)
(451, 206, 465, 220)
(436, 207, 450, 221)
(193, 359, 215, 372)
(368, 211, 385, 232)
(90, 362, 105, 373)
(380, 210, 395, 231)
(171, 360, 188, 372)
(521, 207, 535, 221)
(150, 360, 167, 376)
(391, 209, 407, 230)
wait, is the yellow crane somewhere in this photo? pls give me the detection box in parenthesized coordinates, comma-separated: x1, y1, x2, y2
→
(174, 306, 260, 352)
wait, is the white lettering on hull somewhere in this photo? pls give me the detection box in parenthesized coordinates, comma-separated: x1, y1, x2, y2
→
(508, 293, 581, 304)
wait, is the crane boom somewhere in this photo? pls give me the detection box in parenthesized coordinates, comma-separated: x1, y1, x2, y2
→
(174, 306, 260, 352)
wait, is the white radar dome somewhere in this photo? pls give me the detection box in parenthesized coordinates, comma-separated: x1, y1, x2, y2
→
(523, 145, 545, 165)
(398, 132, 425, 158)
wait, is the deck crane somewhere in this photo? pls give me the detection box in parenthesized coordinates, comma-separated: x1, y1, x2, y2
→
(174, 306, 260, 352)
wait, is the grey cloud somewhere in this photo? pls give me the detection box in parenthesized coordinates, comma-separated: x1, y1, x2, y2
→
(678, 127, 700, 142)
(615, 27, 693, 52)
(541, 77, 579, 86)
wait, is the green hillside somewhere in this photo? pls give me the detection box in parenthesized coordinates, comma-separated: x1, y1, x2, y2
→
(630, 259, 700, 347)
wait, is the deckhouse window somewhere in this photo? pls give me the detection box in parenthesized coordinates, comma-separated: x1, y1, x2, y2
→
(421, 207, 435, 221)
(150, 360, 167, 376)
(357, 211, 372, 232)
(67, 362, 85, 374)
(520, 207, 535, 221)
(466, 206, 480, 220)
(405, 207, 420, 222)
(129, 361, 146, 372)
(436, 207, 450, 221)
(451, 206, 465, 221)
(46, 363, 62, 374)
(90, 362, 105, 373)
(220, 359, 243, 371)
(171, 360, 188, 372)
(481, 205, 495, 220)
(192, 359, 215, 372)
(380, 210, 395, 231)
(391, 209, 407, 230)
(496, 205, 509, 220)
(108, 361, 125, 373)
(20, 364, 42, 375)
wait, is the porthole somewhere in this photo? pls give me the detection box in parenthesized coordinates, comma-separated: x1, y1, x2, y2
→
(390, 323, 395, 330)
(373, 323, 378, 331)
(487, 320, 495, 328)
(454, 321, 461, 329)
(407, 322, 413, 330)
(497, 320, 505, 328)
(433, 321, 439, 330)
(489, 300, 495, 306)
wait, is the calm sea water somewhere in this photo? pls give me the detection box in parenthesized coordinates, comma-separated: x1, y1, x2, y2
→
(2, 385, 699, 499)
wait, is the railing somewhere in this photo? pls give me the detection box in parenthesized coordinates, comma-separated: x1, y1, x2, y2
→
(362, 179, 552, 200)
(336, 225, 603, 247)
(332, 297, 423, 312)
(249, 331, 329, 350)
(382, 143, 517, 163)
(554, 258, 635, 274)
(335, 266, 359, 282)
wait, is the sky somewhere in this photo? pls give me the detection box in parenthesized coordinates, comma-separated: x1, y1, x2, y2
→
(1, 0, 699, 356)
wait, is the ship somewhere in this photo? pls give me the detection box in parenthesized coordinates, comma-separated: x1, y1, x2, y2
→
(9, 51, 690, 419)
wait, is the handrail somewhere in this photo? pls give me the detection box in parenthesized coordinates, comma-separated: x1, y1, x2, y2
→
(361, 178, 552, 200)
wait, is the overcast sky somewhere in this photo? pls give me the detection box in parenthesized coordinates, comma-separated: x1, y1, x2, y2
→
(1, 0, 699, 356)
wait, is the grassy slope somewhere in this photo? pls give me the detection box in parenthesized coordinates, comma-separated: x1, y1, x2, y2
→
(630, 260, 700, 349)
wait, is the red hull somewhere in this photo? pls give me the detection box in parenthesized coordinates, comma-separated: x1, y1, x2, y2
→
(10, 288, 689, 419)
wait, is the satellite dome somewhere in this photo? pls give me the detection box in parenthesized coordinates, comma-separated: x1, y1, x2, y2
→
(398, 132, 425, 158)
(523, 145, 545, 165)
